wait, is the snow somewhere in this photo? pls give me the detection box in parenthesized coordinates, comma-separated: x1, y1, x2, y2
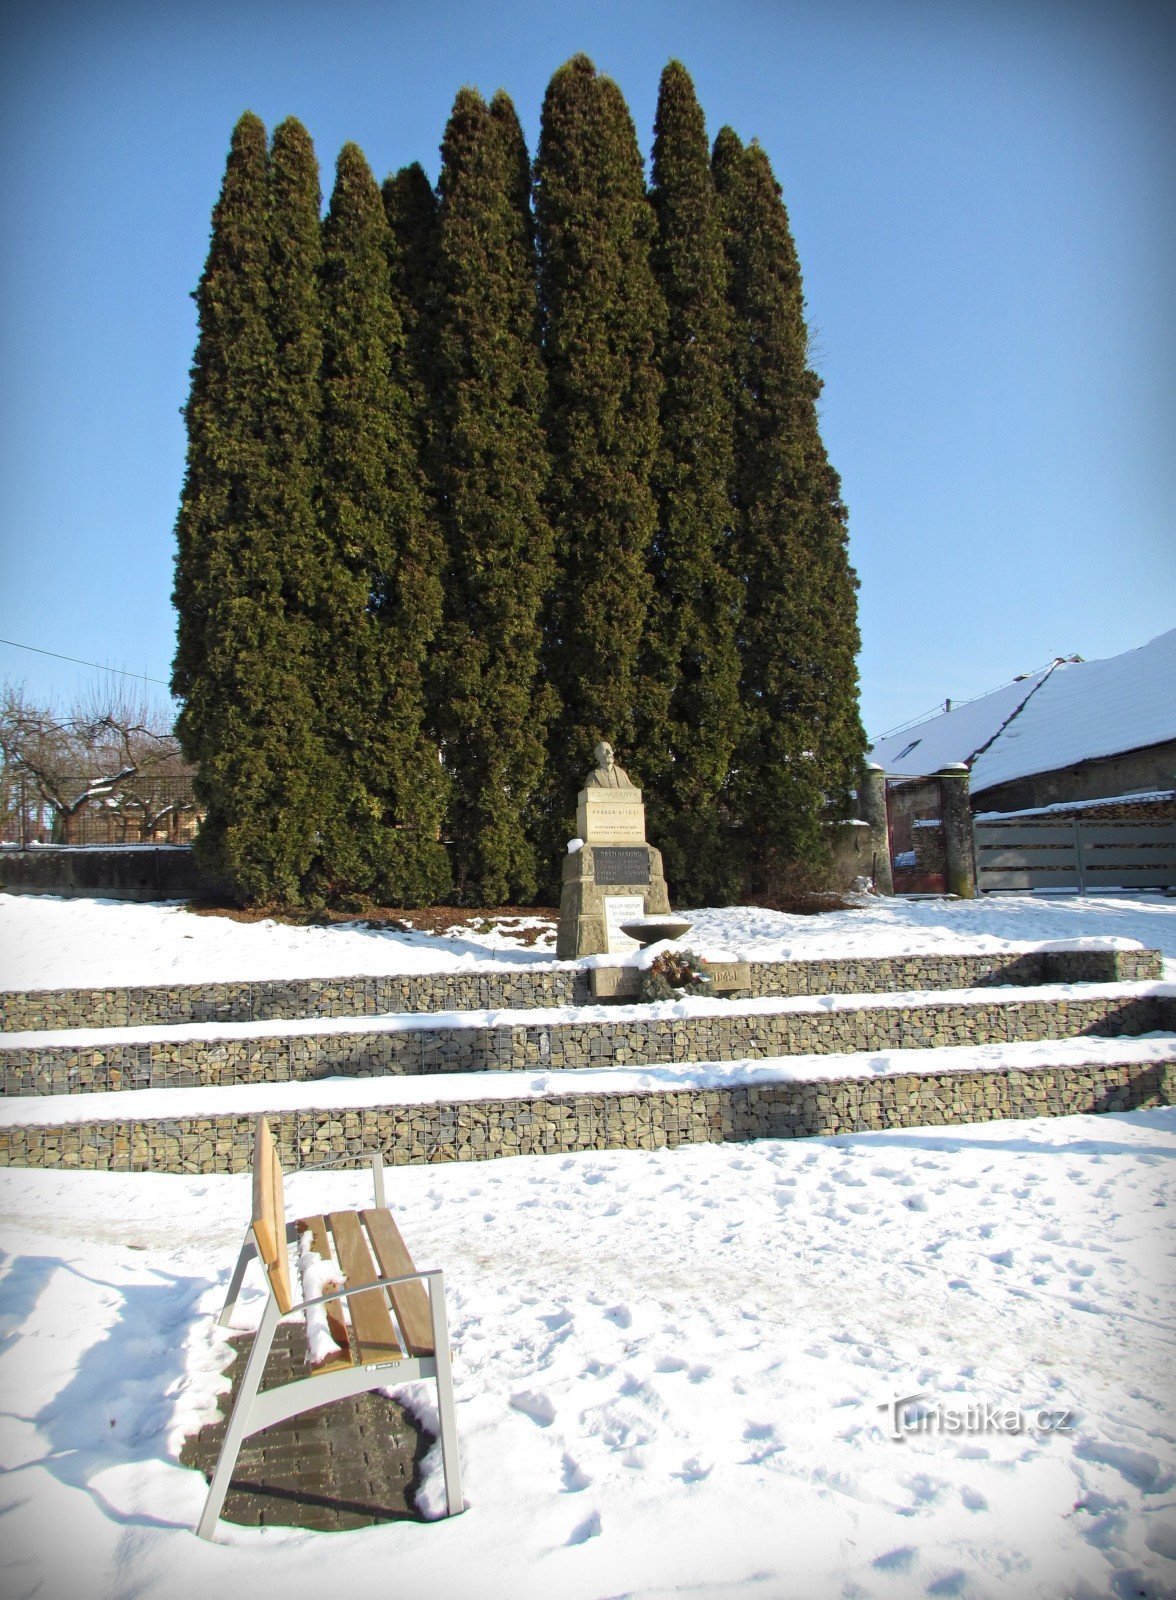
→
(975, 789, 1174, 821)
(2, 890, 1175, 1596)
(5, 889, 1176, 991)
(2, 1114, 1174, 1599)
(972, 628, 1176, 794)
(868, 669, 1055, 775)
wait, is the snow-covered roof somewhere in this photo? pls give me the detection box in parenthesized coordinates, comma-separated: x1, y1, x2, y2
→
(868, 628, 1176, 791)
(971, 627, 1176, 793)
(867, 668, 1055, 775)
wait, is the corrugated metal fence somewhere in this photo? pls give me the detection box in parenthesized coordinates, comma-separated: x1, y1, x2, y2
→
(974, 818, 1176, 894)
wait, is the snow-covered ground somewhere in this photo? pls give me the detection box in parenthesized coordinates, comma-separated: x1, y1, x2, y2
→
(0, 1116, 1173, 1600)
(2, 888, 1176, 988)
(1, 890, 1175, 1597)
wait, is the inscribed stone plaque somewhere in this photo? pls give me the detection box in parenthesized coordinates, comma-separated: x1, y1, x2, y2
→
(603, 895, 645, 955)
(577, 788, 646, 844)
(594, 846, 651, 886)
(705, 962, 752, 992)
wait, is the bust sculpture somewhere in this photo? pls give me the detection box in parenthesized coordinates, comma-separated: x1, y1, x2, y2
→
(584, 740, 633, 791)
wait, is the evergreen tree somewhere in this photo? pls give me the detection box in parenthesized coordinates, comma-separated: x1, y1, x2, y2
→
(382, 162, 440, 362)
(172, 112, 329, 904)
(535, 54, 663, 825)
(713, 128, 865, 896)
(266, 117, 326, 612)
(381, 163, 443, 481)
(432, 87, 556, 904)
(317, 142, 451, 904)
(642, 61, 743, 903)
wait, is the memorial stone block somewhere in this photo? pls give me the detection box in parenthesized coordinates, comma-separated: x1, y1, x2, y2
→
(556, 741, 671, 960)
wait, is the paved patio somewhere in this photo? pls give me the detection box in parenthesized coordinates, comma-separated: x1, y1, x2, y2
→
(181, 1322, 430, 1531)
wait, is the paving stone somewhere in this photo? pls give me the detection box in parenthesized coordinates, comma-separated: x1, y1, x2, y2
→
(179, 1321, 429, 1532)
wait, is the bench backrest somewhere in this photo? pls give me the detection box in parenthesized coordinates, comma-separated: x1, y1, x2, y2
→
(252, 1116, 294, 1313)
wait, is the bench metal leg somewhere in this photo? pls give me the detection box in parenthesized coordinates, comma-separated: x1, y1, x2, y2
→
(427, 1270, 464, 1517)
(217, 1233, 258, 1327)
(196, 1294, 280, 1540)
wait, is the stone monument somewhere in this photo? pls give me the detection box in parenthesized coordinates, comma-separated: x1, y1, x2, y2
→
(556, 742, 671, 959)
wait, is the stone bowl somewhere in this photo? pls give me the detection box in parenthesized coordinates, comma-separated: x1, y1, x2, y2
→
(620, 917, 693, 947)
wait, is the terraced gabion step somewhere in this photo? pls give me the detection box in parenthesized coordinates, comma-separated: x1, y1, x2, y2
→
(1, 1038, 1172, 1174)
(0, 946, 1162, 1032)
(4, 984, 1173, 1097)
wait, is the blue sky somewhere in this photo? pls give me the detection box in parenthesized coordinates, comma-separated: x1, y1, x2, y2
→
(1, 0, 1172, 743)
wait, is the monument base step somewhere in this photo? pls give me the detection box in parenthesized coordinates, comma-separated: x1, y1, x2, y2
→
(1, 1037, 1172, 1173)
(3, 983, 1173, 1098)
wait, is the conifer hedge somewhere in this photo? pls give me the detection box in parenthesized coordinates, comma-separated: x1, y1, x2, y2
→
(172, 60, 865, 909)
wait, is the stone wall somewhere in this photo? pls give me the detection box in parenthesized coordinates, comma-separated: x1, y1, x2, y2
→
(1, 947, 1160, 1033)
(973, 744, 1176, 816)
(2, 1056, 1170, 1173)
(4, 990, 1172, 1097)
(0, 846, 215, 902)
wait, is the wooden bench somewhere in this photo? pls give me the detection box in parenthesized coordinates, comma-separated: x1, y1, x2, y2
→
(196, 1116, 463, 1540)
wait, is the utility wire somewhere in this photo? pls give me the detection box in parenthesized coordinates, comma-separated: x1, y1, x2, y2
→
(0, 637, 171, 688)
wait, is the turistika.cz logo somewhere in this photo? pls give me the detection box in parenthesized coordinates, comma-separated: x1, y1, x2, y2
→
(879, 1392, 1076, 1442)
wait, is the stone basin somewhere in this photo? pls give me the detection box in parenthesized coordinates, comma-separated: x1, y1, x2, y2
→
(620, 917, 693, 947)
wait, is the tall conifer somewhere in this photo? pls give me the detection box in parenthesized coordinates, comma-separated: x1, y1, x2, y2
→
(266, 117, 326, 613)
(381, 164, 443, 487)
(172, 112, 328, 904)
(535, 55, 663, 823)
(642, 62, 742, 902)
(318, 143, 450, 904)
(432, 88, 556, 904)
(713, 129, 865, 894)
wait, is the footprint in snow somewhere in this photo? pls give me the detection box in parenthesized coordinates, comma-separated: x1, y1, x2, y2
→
(988, 1249, 1014, 1268)
(961, 1486, 988, 1511)
(603, 1304, 632, 1329)
(872, 1545, 917, 1573)
(561, 1452, 591, 1492)
(902, 1194, 928, 1212)
(675, 1456, 711, 1483)
(510, 1390, 557, 1428)
(567, 1510, 602, 1545)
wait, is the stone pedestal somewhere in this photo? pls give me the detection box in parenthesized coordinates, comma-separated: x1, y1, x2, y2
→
(557, 843, 671, 960)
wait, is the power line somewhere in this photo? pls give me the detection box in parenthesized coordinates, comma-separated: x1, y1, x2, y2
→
(0, 637, 171, 688)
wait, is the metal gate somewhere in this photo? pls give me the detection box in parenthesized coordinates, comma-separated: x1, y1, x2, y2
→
(886, 776, 947, 895)
(974, 818, 1176, 894)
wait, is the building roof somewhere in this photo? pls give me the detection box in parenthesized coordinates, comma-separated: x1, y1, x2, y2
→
(970, 627, 1176, 793)
(867, 668, 1056, 776)
(868, 628, 1176, 793)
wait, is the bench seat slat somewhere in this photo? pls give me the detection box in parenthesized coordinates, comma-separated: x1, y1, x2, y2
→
(298, 1215, 352, 1369)
(326, 1210, 404, 1366)
(362, 1207, 435, 1358)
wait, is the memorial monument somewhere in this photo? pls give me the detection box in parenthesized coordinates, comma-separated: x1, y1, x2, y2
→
(556, 742, 671, 959)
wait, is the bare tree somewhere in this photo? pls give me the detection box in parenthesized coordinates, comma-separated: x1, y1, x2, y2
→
(0, 679, 199, 845)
